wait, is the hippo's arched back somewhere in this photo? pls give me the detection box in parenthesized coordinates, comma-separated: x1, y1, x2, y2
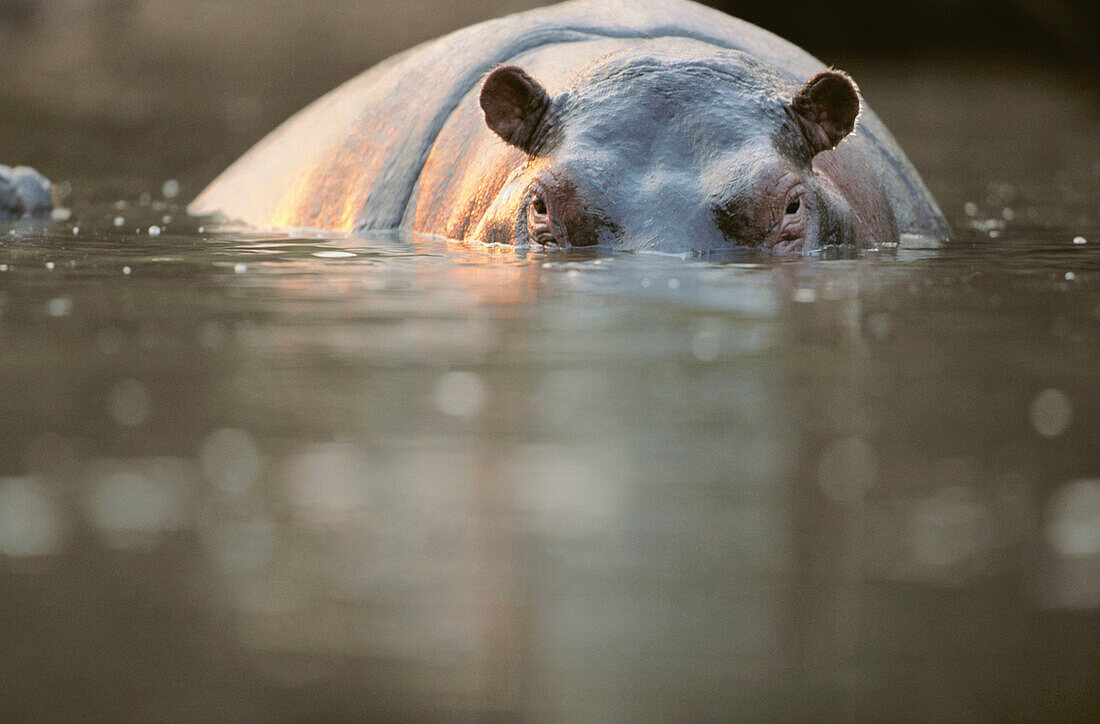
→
(190, 0, 947, 251)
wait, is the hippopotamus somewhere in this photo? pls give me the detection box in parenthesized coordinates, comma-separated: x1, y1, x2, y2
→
(0, 165, 52, 221)
(190, 0, 946, 255)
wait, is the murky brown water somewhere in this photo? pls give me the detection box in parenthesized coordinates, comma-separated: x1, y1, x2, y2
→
(1, 63, 1098, 721)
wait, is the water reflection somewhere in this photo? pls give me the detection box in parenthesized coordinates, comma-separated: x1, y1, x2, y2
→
(0, 200, 1098, 718)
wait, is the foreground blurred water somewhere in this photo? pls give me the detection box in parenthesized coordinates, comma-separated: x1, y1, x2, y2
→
(1, 65, 1098, 720)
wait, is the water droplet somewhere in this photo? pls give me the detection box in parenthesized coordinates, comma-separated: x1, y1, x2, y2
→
(1001, 207, 1014, 221)
(147, 225, 161, 237)
(964, 202, 978, 217)
(434, 371, 487, 418)
(1030, 388, 1072, 438)
(161, 179, 180, 199)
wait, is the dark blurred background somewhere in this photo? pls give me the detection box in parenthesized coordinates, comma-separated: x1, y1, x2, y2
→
(0, 0, 1097, 209)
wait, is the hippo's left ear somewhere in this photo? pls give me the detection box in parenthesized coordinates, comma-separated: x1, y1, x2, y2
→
(791, 70, 861, 154)
(480, 65, 552, 155)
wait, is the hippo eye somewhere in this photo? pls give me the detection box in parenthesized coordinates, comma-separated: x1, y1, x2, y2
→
(785, 197, 801, 215)
(527, 188, 559, 246)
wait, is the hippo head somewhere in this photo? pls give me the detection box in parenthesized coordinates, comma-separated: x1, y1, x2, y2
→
(475, 44, 897, 255)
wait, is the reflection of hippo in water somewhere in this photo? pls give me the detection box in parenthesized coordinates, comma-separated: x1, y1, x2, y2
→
(188, 0, 941, 254)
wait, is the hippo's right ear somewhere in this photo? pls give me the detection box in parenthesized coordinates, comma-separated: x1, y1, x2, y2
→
(480, 65, 552, 155)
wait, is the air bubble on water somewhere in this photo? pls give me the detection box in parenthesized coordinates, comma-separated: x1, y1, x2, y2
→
(45, 261, 55, 270)
(108, 379, 151, 426)
(114, 200, 128, 210)
(668, 278, 680, 289)
(1072, 236, 1086, 245)
(311, 250, 356, 259)
(641, 277, 652, 288)
(1001, 207, 1014, 221)
(47, 297, 72, 317)
(50, 207, 72, 221)
(113, 216, 125, 227)
(964, 202, 978, 217)
(1064, 272, 1076, 281)
(197, 226, 204, 233)
(0, 264, 7, 272)
(793, 288, 816, 303)
(1045, 479, 1100, 557)
(989, 229, 1000, 238)
(162, 215, 171, 224)
(1030, 388, 1072, 438)
(234, 263, 247, 274)
(148, 225, 161, 237)
(122, 266, 132, 275)
(434, 370, 487, 418)
(162, 179, 180, 199)
(72, 226, 79, 235)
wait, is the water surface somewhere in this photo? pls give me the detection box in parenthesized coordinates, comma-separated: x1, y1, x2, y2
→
(0, 64, 1097, 721)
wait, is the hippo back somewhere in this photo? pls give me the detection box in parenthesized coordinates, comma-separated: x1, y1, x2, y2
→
(189, 0, 946, 239)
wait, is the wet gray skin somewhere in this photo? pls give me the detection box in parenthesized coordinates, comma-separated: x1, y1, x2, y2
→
(474, 46, 893, 256)
(0, 165, 53, 220)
